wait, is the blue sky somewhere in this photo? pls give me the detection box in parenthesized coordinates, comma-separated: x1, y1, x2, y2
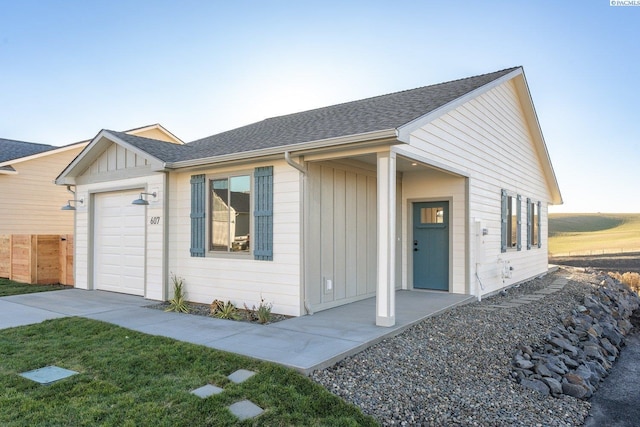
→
(1, 0, 638, 213)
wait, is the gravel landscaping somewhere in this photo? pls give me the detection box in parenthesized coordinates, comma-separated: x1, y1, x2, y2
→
(311, 268, 625, 426)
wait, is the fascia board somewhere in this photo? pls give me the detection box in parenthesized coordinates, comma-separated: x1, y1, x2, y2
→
(55, 130, 166, 185)
(166, 128, 399, 169)
(128, 124, 184, 145)
(396, 68, 524, 143)
(513, 73, 563, 205)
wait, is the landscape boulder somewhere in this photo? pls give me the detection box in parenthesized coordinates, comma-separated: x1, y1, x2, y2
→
(513, 274, 640, 399)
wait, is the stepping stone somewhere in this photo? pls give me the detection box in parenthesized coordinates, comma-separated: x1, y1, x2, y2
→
(228, 369, 256, 384)
(20, 366, 78, 385)
(473, 306, 498, 311)
(228, 399, 264, 421)
(492, 303, 524, 308)
(553, 279, 568, 285)
(510, 299, 534, 304)
(518, 295, 545, 300)
(191, 384, 223, 398)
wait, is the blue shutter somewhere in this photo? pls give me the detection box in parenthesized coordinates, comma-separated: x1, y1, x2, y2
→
(500, 189, 507, 253)
(516, 195, 522, 251)
(526, 198, 532, 250)
(254, 166, 273, 261)
(190, 174, 206, 257)
(537, 201, 542, 249)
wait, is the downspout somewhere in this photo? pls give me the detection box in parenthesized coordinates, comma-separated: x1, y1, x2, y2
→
(285, 151, 307, 175)
(284, 152, 311, 315)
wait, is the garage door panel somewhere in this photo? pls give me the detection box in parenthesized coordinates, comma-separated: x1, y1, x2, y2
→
(94, 190, 145, 296)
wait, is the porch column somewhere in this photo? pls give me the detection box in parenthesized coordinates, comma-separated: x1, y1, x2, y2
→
(376, 151, 396, 327)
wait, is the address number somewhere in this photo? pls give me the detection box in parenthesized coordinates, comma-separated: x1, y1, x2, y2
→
(150, 217, 161, 225)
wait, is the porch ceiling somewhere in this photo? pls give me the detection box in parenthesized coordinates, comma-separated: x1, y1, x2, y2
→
(345, 153, 462, 174)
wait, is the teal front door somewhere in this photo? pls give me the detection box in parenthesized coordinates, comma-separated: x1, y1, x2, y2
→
(412, 201, 449, 290)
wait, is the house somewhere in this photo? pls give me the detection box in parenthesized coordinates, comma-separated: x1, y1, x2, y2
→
(0, 124, 183, 236)
(55, 67, 562, 327)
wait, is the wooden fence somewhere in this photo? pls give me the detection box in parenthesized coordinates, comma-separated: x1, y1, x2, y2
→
(0, 235, 74, 285)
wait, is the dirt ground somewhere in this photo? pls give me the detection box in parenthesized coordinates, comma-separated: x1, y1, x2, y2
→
(549, 252, 640, 273)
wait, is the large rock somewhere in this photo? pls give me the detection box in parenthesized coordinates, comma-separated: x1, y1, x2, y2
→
(520, 378, 550, 396)
(513, 273, 639, 400)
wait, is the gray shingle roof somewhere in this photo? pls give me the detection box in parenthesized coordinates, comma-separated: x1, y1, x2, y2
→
(107, 67, 519, 164)
(106, 131, 190, 163)
(0, 138, 56, 163)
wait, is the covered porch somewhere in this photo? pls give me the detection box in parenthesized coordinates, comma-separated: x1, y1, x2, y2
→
(301, 144, 470, 327)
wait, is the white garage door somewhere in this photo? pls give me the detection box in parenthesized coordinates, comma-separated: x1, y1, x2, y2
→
(94, 190, 145, 296)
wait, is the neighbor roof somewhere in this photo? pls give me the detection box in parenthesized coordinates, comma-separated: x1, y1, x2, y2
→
(96, 67, 520, 165)
(0, 138, 57, 163)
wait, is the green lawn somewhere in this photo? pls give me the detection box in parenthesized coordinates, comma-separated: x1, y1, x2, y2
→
(0, 278, 68, 297)
(0, 317, 376, 426)
(549, 213, 640, 255)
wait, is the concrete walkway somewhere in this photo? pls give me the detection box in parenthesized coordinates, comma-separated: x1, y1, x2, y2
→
(0, 288, 474, 374)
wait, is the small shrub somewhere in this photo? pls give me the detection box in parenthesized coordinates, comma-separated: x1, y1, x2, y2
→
(210, 300, 240, 320)
(609, 272, 640, 293)
(165, 274, 189, 313)
(256, 297, 273, 324)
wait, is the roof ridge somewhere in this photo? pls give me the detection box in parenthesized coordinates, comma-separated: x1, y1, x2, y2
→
(260, 66, 521, 122)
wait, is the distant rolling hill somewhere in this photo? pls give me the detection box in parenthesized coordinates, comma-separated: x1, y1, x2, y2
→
(548, 213, 640, 256)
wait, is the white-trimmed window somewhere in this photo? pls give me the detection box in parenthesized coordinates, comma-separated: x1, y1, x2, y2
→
(501, 190, 521, 252)
(210, 175, 251, 253)
(527, 199, 542, 249)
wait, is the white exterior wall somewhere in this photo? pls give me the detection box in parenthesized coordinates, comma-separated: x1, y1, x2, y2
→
(169, 160, 302, 316)
(401, 169, 467, 293)
(404, 80, 552, 296)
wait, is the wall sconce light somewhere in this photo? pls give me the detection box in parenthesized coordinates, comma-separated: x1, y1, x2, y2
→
(131, 192, 157, 206)
(61, 198, 84, 211)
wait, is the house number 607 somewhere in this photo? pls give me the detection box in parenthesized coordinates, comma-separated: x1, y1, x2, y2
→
(150, 217, 161, 225)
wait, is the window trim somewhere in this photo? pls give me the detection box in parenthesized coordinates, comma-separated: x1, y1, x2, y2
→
(527, 198, 541, 250)
(501, 190, 521, 252)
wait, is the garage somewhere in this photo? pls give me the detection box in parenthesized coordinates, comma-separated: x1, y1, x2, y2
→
(93, 190, 146, 296)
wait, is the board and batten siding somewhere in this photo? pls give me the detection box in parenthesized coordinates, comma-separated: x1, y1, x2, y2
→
(0, 147, 84, 235)
(304, 161, 379, 312)
(404, 79, 552, 295)
(169, 161, 302, 316)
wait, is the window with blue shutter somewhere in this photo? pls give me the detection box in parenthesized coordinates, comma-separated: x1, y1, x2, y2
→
(501, 189, 507, 253)
(254, 166, 273, 261)
(526, 198, 532, 250)
(516, 194, 522, 251)
(501, 190, 521, 252)
(190, 174, 206, 257)
(537, 201, 542, 248)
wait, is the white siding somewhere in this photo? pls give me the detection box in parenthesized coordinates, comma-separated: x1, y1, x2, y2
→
(404, 80, 551, 296)
(169, 160, 302, 316)
(0, 147, 84, 235)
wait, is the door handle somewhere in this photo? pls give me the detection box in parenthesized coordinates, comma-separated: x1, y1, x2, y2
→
(414, 248, 419, 251)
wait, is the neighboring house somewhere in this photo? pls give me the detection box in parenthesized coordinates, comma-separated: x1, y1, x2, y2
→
(0, 124, 182, 235)
(56, 67, 562, 327)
